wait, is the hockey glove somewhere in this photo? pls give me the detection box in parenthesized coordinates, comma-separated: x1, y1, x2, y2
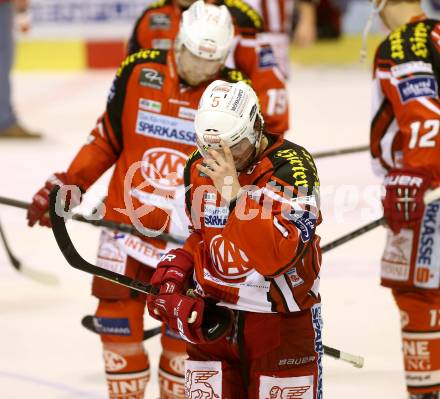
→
(382, 168, 431, 234)
(151, 292, 210, 344)
(147, 249, 233, 343)
(150, 248, 194, 294)
(27, 173, 82, 227)
(147, 248, 194, 322)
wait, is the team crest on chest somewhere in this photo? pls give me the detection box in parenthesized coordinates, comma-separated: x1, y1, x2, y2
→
(141, 147, 186, 190)
(209, 235, 253, 280)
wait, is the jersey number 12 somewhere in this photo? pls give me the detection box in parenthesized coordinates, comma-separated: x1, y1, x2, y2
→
(409, 119, 440, 149)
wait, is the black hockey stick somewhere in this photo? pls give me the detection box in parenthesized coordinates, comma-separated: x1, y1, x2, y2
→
(49, 186, 231, 343)
(321, 185, 440, 253)
(323, 345, 364, 368)
(81, 315, 162, 340)
(0, 195, 185, 244)
(80, 313, 363, 367)
(321, 218, 384, 253)
(0, 218, 59, 285)
(55, 181, 440, 368)
(312, 145, 369, 160)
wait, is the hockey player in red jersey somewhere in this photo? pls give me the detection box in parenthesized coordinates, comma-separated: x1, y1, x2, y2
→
(245, 0, 318, 75)
(128, 0, 289, 135)
(25, 3, 282, 398)
(147, 80, 323, 398)
(369, 1, 440, 398)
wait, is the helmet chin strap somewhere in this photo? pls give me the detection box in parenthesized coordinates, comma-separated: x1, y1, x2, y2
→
(360, 0, 388, 63)
(237, 121, 266, 172)
(253, 114, 264, 155)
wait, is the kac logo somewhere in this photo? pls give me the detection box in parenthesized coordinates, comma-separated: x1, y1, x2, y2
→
(141, 148, 186, 190)
(209, 235, 253, 280)
(103, 350, 127, 372)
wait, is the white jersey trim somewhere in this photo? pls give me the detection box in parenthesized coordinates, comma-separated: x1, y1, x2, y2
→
(274, 275, 301, 312)
(402, 331, 440, 340)
(106, 369, 150, 380)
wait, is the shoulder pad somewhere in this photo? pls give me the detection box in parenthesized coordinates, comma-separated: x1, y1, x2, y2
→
(221, 0, 263, 32)
(268, 141, 320, 191)
(220, 67, 252, 86)
(378, 20, 437, 65)
(147, 0, 171, 10)
(117, 49, 168, 77)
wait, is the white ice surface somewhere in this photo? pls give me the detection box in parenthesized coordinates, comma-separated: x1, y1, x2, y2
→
(0, 66, 406, 398)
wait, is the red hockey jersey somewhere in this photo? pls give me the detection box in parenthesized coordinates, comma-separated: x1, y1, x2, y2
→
(371, 15, 440, 187)
(183, 135, 322, 313)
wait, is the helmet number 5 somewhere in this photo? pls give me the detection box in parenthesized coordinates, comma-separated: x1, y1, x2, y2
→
(212, 96, 220, 107)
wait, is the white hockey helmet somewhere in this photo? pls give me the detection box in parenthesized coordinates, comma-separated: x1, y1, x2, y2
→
(175, 0, 234, 61)
(195, 80, 264, 157)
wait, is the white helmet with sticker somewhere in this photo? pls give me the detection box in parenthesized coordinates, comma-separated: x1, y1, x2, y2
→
(194, 80, 264, 156)
(175, 0, 234, 61)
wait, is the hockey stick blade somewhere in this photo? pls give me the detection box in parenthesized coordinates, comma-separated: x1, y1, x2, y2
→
(323, 345, 364, 368)
(49, 186, 231, 342)
(0, 220, 59, 285)
(81, 315, 162, 340)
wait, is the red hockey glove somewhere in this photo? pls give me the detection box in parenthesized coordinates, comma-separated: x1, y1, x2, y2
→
(147, 248, 194, 321)
(382, 168, 432, 234)
(150, 293, 210, 344)
(147, 248, 232, 343)
(147, 248, 194, 322)
(27, 173, 82, 228)
(150, 249, 194, 294)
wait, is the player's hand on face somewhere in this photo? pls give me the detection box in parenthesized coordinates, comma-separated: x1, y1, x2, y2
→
(197, 141, 241, 202)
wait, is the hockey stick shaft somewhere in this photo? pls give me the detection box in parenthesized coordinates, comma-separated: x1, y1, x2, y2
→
(81, 314, 363, 367)
(49, 197, 154, 295)
(0, 195, 185, 244)
(322, 345, 364, 368)
(312, 145, 369, 159)
(0, 219, 21, 270)
(321, 185, 440, 253)
(321, 218, 384, 253)
(82, 315, 363, 366)
(81, 315, 162, 340)
(49, 187, 231, 341)
(44, 184, 362, 365)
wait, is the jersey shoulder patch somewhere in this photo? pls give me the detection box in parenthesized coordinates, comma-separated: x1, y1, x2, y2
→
(220, 67, 252, 86)
(117, 49, 168, 77)
(221, 0, 263, 32)
(267, 140, 320, 190)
